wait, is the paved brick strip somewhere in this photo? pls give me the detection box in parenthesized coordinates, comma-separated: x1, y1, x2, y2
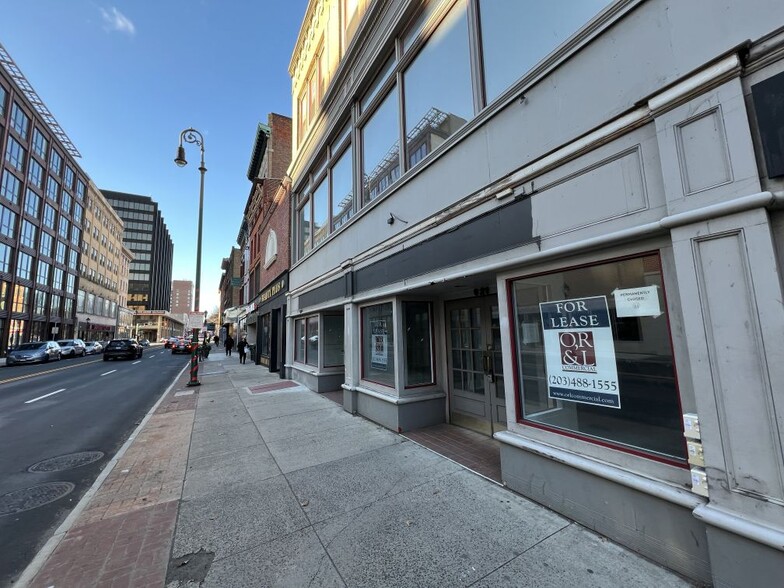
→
(27, 369, 196, 588)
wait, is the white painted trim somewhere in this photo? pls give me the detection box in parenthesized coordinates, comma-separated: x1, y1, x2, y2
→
(693, 504, 784, 552)
(495, 430, 704, 510)
(648, 54, 741, 113)
(342, 383, 445, 405)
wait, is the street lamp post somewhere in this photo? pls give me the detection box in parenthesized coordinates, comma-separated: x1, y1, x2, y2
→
(174, 128, 206, 314)
(174, 128, 207, 387)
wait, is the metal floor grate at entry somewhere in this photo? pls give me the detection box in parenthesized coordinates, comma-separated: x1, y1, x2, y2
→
(403, 424, 503, 484)
(248, 381, 299, 394)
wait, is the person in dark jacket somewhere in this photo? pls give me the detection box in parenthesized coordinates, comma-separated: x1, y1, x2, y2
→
(237, 337, 248, 364)
(213, 335, 220, 347)
(225, 335, 234, 356)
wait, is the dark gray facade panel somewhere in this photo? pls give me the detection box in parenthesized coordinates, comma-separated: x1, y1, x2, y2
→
(355, 197, 535, 293)
(299, 275, 347, 309)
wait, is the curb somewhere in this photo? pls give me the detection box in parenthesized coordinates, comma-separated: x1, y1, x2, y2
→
(15, 361, 191, 587)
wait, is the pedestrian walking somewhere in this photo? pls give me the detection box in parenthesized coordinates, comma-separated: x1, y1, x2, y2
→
(237, 337, 248, 364)
(225, 335, 234, 356)
(213, 334, 220, 347)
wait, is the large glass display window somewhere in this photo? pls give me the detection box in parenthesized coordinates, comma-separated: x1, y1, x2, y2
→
(323, 314, 345, 367)
(361, 302, 395, 388)
(404, 302, 434, 387)
(510, 253, 686, 463)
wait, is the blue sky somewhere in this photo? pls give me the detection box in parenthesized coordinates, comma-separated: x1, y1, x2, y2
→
(0, 0, 309, 313)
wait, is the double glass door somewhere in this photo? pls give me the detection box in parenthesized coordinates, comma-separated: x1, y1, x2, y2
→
(446, 297, 506, 435)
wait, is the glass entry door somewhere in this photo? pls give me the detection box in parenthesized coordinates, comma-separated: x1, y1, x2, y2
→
(446, 297, 506, 435)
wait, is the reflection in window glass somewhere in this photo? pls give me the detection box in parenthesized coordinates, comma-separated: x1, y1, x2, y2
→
(511, 254, 686, 461)
(306, 316, 319, 367)
(404, 302, 434, 386)
(260, 313, 270, 358)
(312, 177, 329, 248)
(362, 88, 399, 204)
(479, 0, 611, 104)
(297, 203, 310, 259)
(0, 205, 17, 238)
(362, 302, 395, 387)
(295, 318, 305, 363)
(0, 243, 10, 273)
(323, 314, 344, 367)
(404, 0, 472, 170)
(1, 171, 21, 204)
(331, 145, 353, 230)
(403, 0, 445, 51)
(360, 54, 396, 113)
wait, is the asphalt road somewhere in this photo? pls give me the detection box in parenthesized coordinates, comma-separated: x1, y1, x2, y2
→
(0, 345, 189, 586)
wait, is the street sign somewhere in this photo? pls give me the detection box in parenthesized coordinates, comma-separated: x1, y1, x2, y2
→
(51, 327, 59, 335)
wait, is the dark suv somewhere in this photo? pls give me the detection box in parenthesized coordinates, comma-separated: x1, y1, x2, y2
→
(103, 338, 143, 361)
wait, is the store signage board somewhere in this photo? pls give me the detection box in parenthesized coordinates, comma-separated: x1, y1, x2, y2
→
(539, 296, 621, 409)
(370, 319, 388, 370)
(613, 285, 661, 318)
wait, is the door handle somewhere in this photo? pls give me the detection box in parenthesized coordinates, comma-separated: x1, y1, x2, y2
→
(483, 350, 495, 383)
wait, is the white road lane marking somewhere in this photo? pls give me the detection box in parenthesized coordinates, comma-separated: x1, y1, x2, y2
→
(100, 370, 117, 376)
(132, 361, 141, 365)
(25, 388, 66, 404)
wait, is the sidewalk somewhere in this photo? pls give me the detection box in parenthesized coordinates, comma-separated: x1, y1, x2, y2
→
(21, 346, 695, 587)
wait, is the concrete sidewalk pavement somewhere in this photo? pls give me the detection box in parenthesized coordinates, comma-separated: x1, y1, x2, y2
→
(22, 346, 694, 587)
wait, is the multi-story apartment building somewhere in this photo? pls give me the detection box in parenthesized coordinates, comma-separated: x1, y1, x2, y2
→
(218, 247, 242, 337)
(116, 245, 134, 337)
(101, 190, 173, 312)
(239, 114, 292, 371)
(76, 181, 129, 341)
(286, 0, 784, 583)
(0, 42, 86, 353)
(170, 279, 193, 314)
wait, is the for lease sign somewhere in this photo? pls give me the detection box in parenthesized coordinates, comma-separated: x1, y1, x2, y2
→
(539, 296, 621, 409)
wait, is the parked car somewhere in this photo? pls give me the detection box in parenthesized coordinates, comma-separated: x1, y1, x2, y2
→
(84, 341, 103, 355)
(103, 339, 143, 361)
(57, 338, 87, 358)
(6, 341, 62, 365)
(171, 339, 195, 355)
(139, 339, 150, 347)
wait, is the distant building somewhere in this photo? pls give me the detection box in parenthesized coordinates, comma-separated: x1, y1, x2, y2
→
(218, 247, 242, 336)
(170, 279, 193, 314)
(239, 114, 292, 372)
(76, 181, 129, 341)
(0, 42, 87, 351)
(101, 190, 173, 312)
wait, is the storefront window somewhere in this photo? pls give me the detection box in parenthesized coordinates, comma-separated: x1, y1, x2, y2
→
(362, 302, 395, 387)
(295, 318, 306, 363)
(404, 302, 434, 386)
(323, 314, 344, 367)
(306, 316, 319, 367)
(260, 313, 271, 358)
(510, 254, 686, 462)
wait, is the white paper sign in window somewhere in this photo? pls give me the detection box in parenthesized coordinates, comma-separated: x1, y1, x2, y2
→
(613, 285, 661, 318)
(539, 296, 621, 409)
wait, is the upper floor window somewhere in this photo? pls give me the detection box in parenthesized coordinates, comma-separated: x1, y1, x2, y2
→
(63, 166, 75, 190)
(42, 204, 56, 230)
(0, 242, 10, 273)
(361, 87, 399, 204)
(342, 0, 361, 52)
(49, 149, 63, 177)
(1, 171, 22, 205)
(32, 128, 49, 159)
(5, 137, 26, 173)
(75, 179, 86, 200)
(10, 102, 30, 139)
(20, 220, 37, 249)
(24, 189, 41, 218)
(0, 205, 17, 239)
(0, 85, 7, 117)
(478, 0, 612, 104)
(46, 176, 60, 202)
(264, 230, 278, 267)
(28, 158, 44, 189)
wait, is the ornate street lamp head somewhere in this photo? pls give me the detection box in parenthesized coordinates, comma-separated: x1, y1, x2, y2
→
(174, 145, 188, 167)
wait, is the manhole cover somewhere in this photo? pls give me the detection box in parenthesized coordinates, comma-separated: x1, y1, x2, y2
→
(0, 482, 75, 516)
(28, 451, 105, 473)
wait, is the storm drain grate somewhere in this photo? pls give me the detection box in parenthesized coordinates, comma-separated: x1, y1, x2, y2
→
(28, 451, 105, 473)
(0, 482, 75, 516)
